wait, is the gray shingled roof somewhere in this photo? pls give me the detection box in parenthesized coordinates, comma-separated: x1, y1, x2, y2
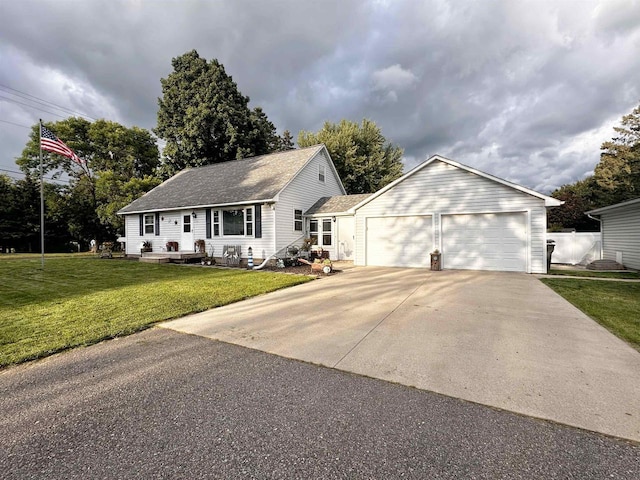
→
(118, 145, 324, 214)
(305, 194, 372, 215)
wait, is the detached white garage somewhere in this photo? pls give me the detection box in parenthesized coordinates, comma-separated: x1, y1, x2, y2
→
(353, 155, 562, 273)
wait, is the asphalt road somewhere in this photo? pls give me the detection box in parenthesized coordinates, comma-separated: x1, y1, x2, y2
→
(1, 328, 638, 479)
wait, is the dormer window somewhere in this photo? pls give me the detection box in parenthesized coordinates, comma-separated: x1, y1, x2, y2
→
(318, 164, 325, 183)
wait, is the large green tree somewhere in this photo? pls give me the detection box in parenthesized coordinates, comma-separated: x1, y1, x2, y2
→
(547, 178, 600, 231)
(298, 119, 404, 194)
(155, 50, 283, 176)
(16, 118, 160, 245)
(549, 103, 640, 230)
(594, 103, 640, 204)
(0, 174, 73, 252)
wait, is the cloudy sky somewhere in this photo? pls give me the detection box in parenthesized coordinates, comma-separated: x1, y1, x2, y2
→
(1, 0, 639, 193)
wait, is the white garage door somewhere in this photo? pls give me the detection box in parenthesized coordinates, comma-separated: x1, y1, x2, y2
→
(441, 213, 527, 272)
(366, 216, 433, 267)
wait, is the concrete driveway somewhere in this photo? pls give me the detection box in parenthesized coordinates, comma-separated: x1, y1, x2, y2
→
(161, 267, 640, 442)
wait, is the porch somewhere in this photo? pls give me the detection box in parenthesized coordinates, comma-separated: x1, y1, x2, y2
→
(138, 251, 206, 264)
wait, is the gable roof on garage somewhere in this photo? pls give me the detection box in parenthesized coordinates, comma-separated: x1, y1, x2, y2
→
(351, 154, 563, 211)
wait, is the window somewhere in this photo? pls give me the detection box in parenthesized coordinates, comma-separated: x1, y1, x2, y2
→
(213, 211, 220, 236)
(183, 215, 191, 233)
(309, 219, 318, 243)
(144, 214, 155, 235)
(294, 209, 303, 231)
(322, 218, 332, 246)
(223, 209, 244, 236)
(318, 164, 325, 183)
(222, 208, 254, 236)
(246, 207, 253, 236)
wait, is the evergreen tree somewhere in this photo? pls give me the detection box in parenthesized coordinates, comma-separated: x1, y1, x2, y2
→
(277, 130, 295, 151)
(155, 50, 280, 176)
(594, 103, 640, 204)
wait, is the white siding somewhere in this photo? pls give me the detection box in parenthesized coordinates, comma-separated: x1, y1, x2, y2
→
(600, 205, 640, 270)
(276, 150, 345, 253)
(123, 206, 276, 261)
(354, 160, 549, 273)
(336, 216, 356, 260)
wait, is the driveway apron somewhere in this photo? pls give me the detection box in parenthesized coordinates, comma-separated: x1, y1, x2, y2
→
(160, 267, 640, 442)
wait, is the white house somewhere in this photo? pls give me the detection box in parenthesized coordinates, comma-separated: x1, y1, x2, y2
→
(118, 148, 562, 273)
(117, 145, 346, 262)
(586, 198, 640, 270)
(350, 155, 562, 273)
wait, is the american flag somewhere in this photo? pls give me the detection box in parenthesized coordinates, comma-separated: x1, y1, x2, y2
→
(40, 125, 84, 164)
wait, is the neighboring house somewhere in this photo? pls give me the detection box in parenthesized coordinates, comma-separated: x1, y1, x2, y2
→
(350, 155, 562, 273)
(117, 145, 346, 261)
(586, 198, 640, 270)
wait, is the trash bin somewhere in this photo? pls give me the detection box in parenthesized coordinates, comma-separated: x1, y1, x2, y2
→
(430, 251, 442, 271)
(546, 240, 555, 272)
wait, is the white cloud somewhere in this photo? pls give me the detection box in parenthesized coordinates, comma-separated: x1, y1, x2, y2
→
(372, 64, 417, 91)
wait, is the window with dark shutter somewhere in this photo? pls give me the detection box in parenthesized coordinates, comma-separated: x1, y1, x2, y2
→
(255, 204, 262, 238)
(205, 209, 212, 239)
(139, 214, 143, 236)
(155, 212, 160, 236)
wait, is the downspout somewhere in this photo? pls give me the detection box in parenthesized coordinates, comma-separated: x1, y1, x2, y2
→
(252, 253, 278, 270)
(586, 213, 603, 260)
(252, 234, 307, 270)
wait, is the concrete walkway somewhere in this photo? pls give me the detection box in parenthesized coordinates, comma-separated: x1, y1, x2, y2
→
(161, 267, 640, 442)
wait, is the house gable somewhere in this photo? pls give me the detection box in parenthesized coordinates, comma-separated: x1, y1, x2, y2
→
(275, 147, 346, 249)
(353, 155, 562, 211)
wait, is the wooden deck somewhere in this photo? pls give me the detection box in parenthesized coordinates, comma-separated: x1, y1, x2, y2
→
(139, 251, 205, 264)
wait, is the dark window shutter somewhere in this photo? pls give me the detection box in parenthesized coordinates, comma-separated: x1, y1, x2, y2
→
(255, 204, 262, 239)
(155, 212, 160, 236)
(139, 214, 143, 236)
(205, 208, 212, 239)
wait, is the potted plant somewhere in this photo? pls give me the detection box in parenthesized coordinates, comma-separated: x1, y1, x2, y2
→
(300, 237, 316, 259)
(141, 240, 152, 253)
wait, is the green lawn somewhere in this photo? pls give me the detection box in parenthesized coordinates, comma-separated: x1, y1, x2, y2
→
(0, 255, 312, 367)
(541, 278, 640, 350)
(548, 269, 640, 280)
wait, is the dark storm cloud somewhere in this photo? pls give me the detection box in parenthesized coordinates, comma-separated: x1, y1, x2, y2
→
(1, 0, 639, 193)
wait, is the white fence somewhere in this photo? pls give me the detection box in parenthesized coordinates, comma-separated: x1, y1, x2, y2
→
(547, 232, 602, 265)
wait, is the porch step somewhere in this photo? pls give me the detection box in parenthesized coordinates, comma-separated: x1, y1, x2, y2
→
(139, 255, 171, 264)
(586, 259, 625, 270)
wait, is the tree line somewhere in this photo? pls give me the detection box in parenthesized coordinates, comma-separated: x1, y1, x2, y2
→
(1, 50, 404, 252)
(548, 104, 640, 231)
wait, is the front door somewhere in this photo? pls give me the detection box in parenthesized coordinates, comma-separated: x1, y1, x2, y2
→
(181, 211, 194, 252)
(309, 217, 335, 259)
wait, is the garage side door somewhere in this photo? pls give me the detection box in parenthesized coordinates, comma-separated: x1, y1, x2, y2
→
(441, 213, 527, 272)
(366, 216, 433, 268)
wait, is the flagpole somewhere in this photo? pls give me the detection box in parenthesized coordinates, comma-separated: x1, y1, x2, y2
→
(39, 119, 45, 269)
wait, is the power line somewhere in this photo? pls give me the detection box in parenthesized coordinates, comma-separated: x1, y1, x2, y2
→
(0, 167, 71, 184)
(0, 83, 96, 120)
(0, 94, 69, 119)
(0, 119, 32, 129)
